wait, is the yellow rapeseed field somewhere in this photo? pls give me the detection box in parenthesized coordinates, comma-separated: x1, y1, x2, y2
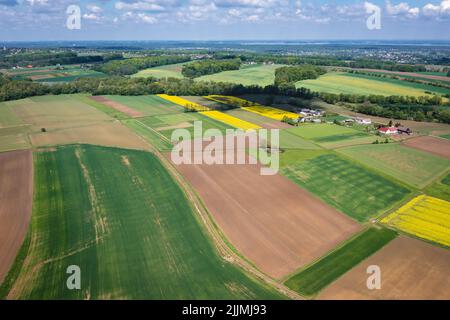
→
(200, 111, 261, 131)
(157, 94, 209, 111)
(382, 195, 450, 247)
(205, 95, 299, 121)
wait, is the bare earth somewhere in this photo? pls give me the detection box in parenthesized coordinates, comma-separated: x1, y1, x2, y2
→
(168, 147, 361, 279)
(402, 135, 450, 159)
(319, 236, 450, 300)
(90, 96, 144, 118)
(0, 149, 33, 284)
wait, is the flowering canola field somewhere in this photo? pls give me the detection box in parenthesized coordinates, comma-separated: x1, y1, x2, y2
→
(200, 111, 261, 131)
(157, 94, 209, 111)
(205, 95, 300, 121)
(382, 195, 450, 247)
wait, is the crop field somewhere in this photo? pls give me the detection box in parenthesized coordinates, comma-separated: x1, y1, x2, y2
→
(402, 136, 450, 159)
(284, 227, 397, 297)
(286, 124, 375, 148)
(199, 111, 261, 130)
(1, 95, 150, 151)
(100, 95, 183, 117)
(382, 195, 450, 247)
(224, 109, 292, 129)
(197, 64, 283, 86)
(0, 150, 33, 284)
(0, 145, 282, 299)
(296, 72, 440, 97)
(132, 62, 188, 79)
(5, 65, 105, 82)
(425, 173, 450, 202)
(157, 94, 209, 111)
(441, 134, 450, 140)
(338, 143, 450, 189)
(319, 236, 450, 299)
(280, 153, 411, 222)
(172, 151, 361, 279)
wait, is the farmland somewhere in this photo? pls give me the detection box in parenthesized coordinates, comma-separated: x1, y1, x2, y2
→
(402, 135, 450, 159)
(172, 152, 361, 279)
(425, 173, 450, 202)
(284, 227, 397, 297)
(0, 145, 282, 299)
(318, 236, 450, 300)
(338, 143, 450, 189)
(296, 72, 443, 97)
(197, 64, 283, 86)
(382, 195, 450, 247)
(3, 65, 105, 82)
(280, 153, 411, 222)
(0, 150, 33, 284)
(132, 62, 188, 79)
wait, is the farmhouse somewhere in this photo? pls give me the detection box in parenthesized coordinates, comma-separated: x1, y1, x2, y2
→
(354, 117, 372, 125)
(378, 127, 398, 135)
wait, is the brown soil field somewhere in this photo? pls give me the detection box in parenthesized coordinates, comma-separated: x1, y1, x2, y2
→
(402, 135, 450, 159)
(319, 236, 450, 300)
(29, 122, 150, 151)
(0, 149, 33, 284)
(90, 96, 143, 118)
(168, 147, 361, 279)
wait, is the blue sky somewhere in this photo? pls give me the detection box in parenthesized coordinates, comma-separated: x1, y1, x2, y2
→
(0, 0, 449, 41)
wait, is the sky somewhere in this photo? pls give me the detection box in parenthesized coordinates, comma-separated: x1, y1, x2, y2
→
(0, 0, 449, 41)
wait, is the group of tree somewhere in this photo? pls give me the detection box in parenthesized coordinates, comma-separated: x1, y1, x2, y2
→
(181, 59, 241, 78)
(0, 51, 118, 68)
(274, 65, 326, 86)
(94, 55, 191, 76)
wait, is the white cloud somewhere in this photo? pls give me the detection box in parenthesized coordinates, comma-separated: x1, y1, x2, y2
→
(115, 1, 165, 11)
(83, 13, 100, 20)
(87, 4, 102, 13)
(386, 1, 419, 18)
(423, 0, 450, 17)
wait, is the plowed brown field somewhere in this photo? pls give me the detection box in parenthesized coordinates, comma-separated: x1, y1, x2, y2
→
(402, 135, 450, 159)
(90, 96, 143, 118)
(0, 149, 33, 284)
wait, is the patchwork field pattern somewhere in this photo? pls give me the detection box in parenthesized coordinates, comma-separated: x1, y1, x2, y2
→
(132, 62, 188, 79)
(157, 94, 209, 111)
(0, 145, 282, 299)
(199, 111, 261, 130)
(382, 195, 450, 247)
(338, 144, 450, 189)
(101, 95, 183, 117)
(426, 173, 450, 202)
(224, 109, 292, 129)
(281, 153, 411, 222)
(319, 236, 450, 300)
(402, 135, 450, 160)
(4, 65, 105, 82)
(285, 227, 397, 297)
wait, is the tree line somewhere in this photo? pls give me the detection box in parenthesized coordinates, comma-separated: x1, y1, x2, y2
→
(94, 55, 191, 76)
(274, 65, 326, 86)
(181, 59, 241, 78)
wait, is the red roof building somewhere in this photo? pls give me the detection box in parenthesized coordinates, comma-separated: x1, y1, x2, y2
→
(378, 127, 398, 135)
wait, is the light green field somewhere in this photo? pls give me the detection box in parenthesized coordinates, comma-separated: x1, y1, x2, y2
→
(296, 72, 439, 97)
(197, 64, 284, 86)
(425, 173, 450, 202)
(224, 108, 285, 127)
(9, 65, 105, 82)
(280, 153, 411, 222)
(286, 124, 375, 148)
(103, 95, 183, 116)
(338, 144, 450, 189)
(440, 134, 450, 141)
(132, 62, 188, 79)
(122, 119, 173, 151)
(0, 145, 283, 299)
(285, 227, 397, 297)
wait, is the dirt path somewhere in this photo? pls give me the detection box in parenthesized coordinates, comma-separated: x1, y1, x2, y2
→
(0, 149, 33, 284)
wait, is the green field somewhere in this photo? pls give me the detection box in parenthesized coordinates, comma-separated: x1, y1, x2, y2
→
(286, 124, 377, 148)
(296, 72, 443, 97)
(281, 153, 411, 221)
(103, 95, 183, 116)
(425, 173, 450, 202)
(338, 144, 450, 189)
(284, 227, 397, 297)
(440, 134, 450, 141)
(8, 65, 105, 82)
(0, 145, 283, 299)
(122, 119, 173, 151)
(196, 64, 283, 86)
(132, 62, 188, 79)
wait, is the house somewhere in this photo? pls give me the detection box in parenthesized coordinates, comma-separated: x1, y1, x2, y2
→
(397, 127, 412, 135)
(354, 117, 372, 125)
(378, 127, 398, 135)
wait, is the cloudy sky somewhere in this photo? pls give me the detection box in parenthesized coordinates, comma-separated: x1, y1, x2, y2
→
(0, 0, 449, 41)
